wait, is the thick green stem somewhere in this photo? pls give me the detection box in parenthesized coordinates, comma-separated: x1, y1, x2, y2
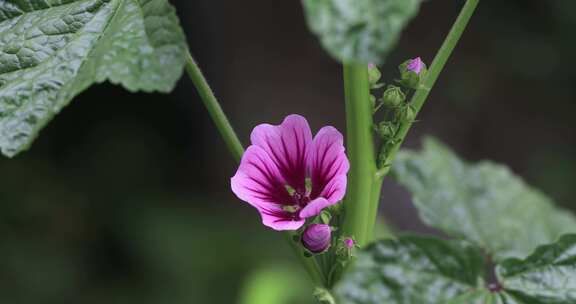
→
(341, 64, 378, 247)
(366, 176, 384, 240)
(185, 52, 244, 163)
(185, 50, 325, 286)
(375, 0, 480, 180)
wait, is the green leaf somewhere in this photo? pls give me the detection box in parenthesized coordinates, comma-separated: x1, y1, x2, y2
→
(301, 0, 421, 64)
(393, 138, 576, 261)
(0, 0, 187, 157)
(497, 234, 576, 304)
(447, 290, 503, 304)
(334, 235, 486, 304)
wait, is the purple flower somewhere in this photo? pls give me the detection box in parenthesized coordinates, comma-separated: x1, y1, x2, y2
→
(343, 238, 355, 249)
(406, 57, 424, 75)
(231, 114, 349, 231)
(302, 224, 332, 253)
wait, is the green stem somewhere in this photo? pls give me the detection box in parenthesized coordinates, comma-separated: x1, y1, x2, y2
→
(185, 52, 244, 163)
(284, 233, 326, 286)
(341, 64, 377, 247)
(375, 0, 479, 180)
(366, 176, 384, 241)
(185, 50, 325, 286)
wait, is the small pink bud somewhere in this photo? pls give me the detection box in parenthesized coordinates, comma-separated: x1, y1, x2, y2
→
(301, 224, 332, 253)
(407, 57, 424, 75)
(368, 63, 376, 69)
(343, 238, 355, 249)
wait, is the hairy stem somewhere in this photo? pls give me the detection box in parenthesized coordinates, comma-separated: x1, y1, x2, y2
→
(185, 50, 325, 286)
(185, 52, 244, 163)
(341, 64, 378, 247)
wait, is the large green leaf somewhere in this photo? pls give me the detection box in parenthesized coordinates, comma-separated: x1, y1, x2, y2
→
(334, 235, 486, 304)
(301, 0, 421, 64)
(393, 138, 576, 260)
(497, 234, 576, 303)
(446, 291, 502, 304)
(0, 0, 187, 157)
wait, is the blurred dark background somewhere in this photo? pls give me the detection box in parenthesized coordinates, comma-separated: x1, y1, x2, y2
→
(1, 0, 575, 303)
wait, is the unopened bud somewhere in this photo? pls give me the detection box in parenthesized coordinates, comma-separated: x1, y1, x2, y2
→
(343, 238, 355, 249)
(375, 121, 396, 140)
(336, 236, 358, 259)
(407, 57, 425, 75)
(399, 57, 427, 89)
(368, 63, 382, 85)
(398, 104, 416, 122)
(382, 85, 406, 108)
(301, 224, 332, 253)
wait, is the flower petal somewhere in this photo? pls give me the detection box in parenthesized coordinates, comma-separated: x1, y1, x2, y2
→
(250, 114, 312, 191)
(299, 197, 333, 218)
(260, 205, 305, 230)
(231, 145, 292, 209)
(318, 174, 347, 203)
(308, 126, 349, 202)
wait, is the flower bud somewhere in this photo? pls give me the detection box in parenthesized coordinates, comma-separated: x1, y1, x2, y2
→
(301, 224, 332, 253)
(343, 238, 355, 249)
(398, 104, 416, 122)
(407, 57, 425, 75)
(399, 57, 427, 89)
(336, 236, 357, 260)
(382, 85, 406, 108)
(375, 121, 396, 140)
(368, 63, 382, 85)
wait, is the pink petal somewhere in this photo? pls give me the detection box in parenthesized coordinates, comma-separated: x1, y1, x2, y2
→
(250, 115, 312, 192)
(318, 174, 347, 203)
(231, 146, 292, 210)
(299, 197, 334, 218)
(260, 205, 305, 230)
(308, 126, 349, 202)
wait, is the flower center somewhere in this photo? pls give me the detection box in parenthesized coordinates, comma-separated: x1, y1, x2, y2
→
(283, 178, 313, 213)
(293, 191, 311, 206)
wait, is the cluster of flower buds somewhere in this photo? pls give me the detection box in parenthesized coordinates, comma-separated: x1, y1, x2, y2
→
(299, 211, 356, 257)
(370, 57, 426, 169)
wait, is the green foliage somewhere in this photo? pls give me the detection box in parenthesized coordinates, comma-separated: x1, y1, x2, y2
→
(238, 265, 313, 304)
(301, 0, 421, 64)
(446, 291, 501, 304)
(338, 138, 576, 304)
(336, 235, 576, 304)
(392, 138, 576, 260)
(334, 235, 486, 304)
(497, 234, 576, 303)
(0, 0, 187, 157)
